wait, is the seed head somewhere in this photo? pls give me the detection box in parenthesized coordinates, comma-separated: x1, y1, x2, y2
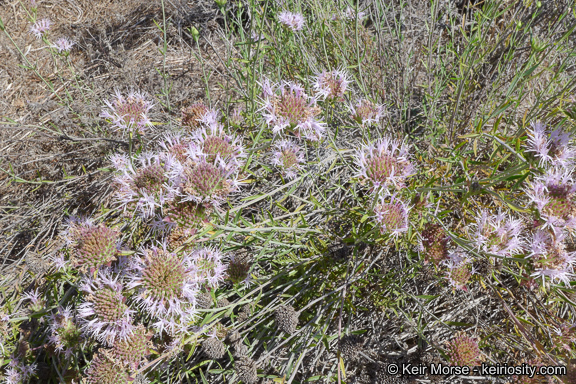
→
(349, 98, 383, 126)
(84, 351, 131, 384)
(30, 18, 51, 38)
(271, 139, 305, 179)
(226, 253, 252, 285)
(196, 292, 213, 309)
(374, 193, 411, 237)
(445, 333, 482, 367)
(419, 223, 449, 265)
(180, 159, 237, 206)
(202, 336, 226, 359)
(339, 334, 364, 362)
(313, 68, 350, 101)
(64, 217, 120, 273)
(181, 102, 211, 131)
(101, 90, 153, 134)
(278, 11, 305, 32)
(235, 357, 258, 384)
(355, 136, 414, 189)
(274, 305, 298, 334)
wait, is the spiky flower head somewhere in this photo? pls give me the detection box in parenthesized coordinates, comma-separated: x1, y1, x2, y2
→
(191, 247, 227, 288)
(526, 121, 575, 167)
(445, 333, 482, 367)
(101, 90, 153, 134)
(22, 288, 44, 313)
(226, 253, 252, 285)
(110, 152, 177, 218)
(419, 223, 449, 265)
(64, 217, 120, 273)
(355, 136, 414, 189)
(274, 305, 298, 334)
(30, 18, 51, 38)
(313, 68, 350, 102)
(48, 306, 81, 359)
(469, 210, 525, 258)
(235, 357, 258, 384)
(78, 273, 134, 345)
(52, 37, 75, 53)
(349, 98, 384, 126)
(271, 139, 305, 179)
(111, 324, 153, 371)
(444, 249, 474, 291)
(202, 336, 226, 359)
(340, 334, 364, 362)
(278, 11, 305, 32)
(181, 102, 211, 131)
(230, 106, 244, 126)
(260, 79, 326, 141)
(526, 167, 576, 233)
(551, 321, 576, 355)
(164, 198, 212, 234)
(529, 229, 575, 285)
(128, 246, 200, 333)
(178, 159, 238, 206)
(159, 133, 192, 164)
(3, 358, 36, 384)
(373, 193, 411, 237)
(84, 351, 131, 384)
(188, 123, 245, 170)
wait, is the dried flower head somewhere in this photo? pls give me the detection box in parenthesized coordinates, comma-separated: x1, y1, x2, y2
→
(374, 193, 411, 237)
(235, 357, 258, 384)
(48, 306, 81, 359)
(128, 247, 200, 333)
(445, 333, 482, 367)
(526, 167, 576, 233)
(178, 159, 238, 206)
(419, 223, 449, 265)
(313, 68, 350, 101)
(226, 253, 252, 285)
(110, 152, 177, 218)
(349, 98, 384, 126)
(30, 18, 51, 38)
(111, 324, 153, 371)
(78, 273, 134, 345)
(101, 90, 153, 134)
(339, 334, 364, 362)
(181, 102, 211, 131)
(64, 217, 120, 273)
(529, 229, 575, 285)
(274, 304, 298, 334)
(196, 291, 213, 309)
(203, 336, 226, 359)
(469, 210, 525, 258)
(84, 351, 131, 384)
(526, 121, 575, 167)
(278, 11, 305, 32)
(260, 79, 326, 141)
(271, 139, 305, 179)
(444, 250, 474, 291)
(355, 136, 414, 189)
(52, 37, 75, 53)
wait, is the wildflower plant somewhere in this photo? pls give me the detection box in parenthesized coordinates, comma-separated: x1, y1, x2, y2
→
(313, 68, 350, 102)
(48, 306, 82, 359)
(30, 18, 51, 38)
(101, 90, 154, 135)
(349, 98, 384, 126)
(278, 11, 305, 32)
(446, 333, 483, 367)
(270, 139, 305, 179)
(373, 193, 411, 237)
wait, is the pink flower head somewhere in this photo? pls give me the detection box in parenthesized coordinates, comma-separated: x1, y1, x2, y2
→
(159, 133, 192, 164)
(343, 6, 367, 21)
(78, 272, 134, 345)
(443, 249, 474, 291)
(260, 79, 326, 141)
(110, 152, 178, 218)
(190, 246, 227, 288)
(526, 121, 575, 167)
(127, 245, 200, 333)
(163, 198, 212, 233)
(355, 136, 414, 189)
(525, 167, 576, 233)
(84, 351, 131, 384)
(110, 324, 153, 371)
(64, 216, 120, 273)
(373, 193, 411, 237)
(278, 11, 305, 32)
(22, 288, 44, 312)
(48, 306, 81, 359)
(52, 37, 75, 53)
(188, 123, 245, 170)
(30, 18, 51, 39)
(446, 333, 482, 367)
(101, 89, 154, 134)
(313, 68, 351, 102)
(271, 139, 305, 179)
(349, 98, 384, 126)
(469, 210, 525, 258)
(528, 229, 575, 285)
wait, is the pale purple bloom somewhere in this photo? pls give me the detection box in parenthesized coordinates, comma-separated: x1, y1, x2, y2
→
(190, 246, 227, 288)
(443, 249, 474, 291)
(373, 193, 411, 237)
(278, 11, 305, 32)
(77, 272, 134, 345)
(343, 6, 367, 20)
(271, 139, 305, 179)
(101, 89, 154, 134)
(355, 136, 415, 190)
(525, 167, 576, 233)
(188, 123, 245, 171)
(48, 306, 80, 359)
(528, 229, 575, 285)
(159, 133, 192, 164)
(260, 79, 326, 141)
(526, 121, 575, 167)
(349, 98, 384, 126)
(52, 37, 75, 53)
(4, 359, 36, 384)
(30, 18, 51, 39)
(313, 68, 351, 101)
(49, 252, 68, 271)
(22, 288, 42, 306)
(469, 210, 525, 258)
